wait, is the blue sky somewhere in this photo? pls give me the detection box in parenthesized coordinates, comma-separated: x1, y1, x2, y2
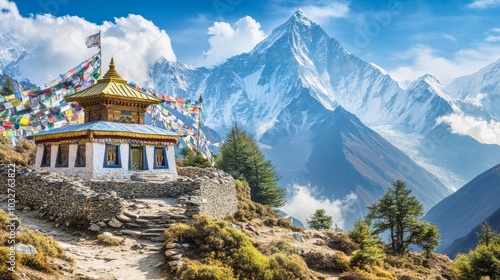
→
(5, 0, 500, 85)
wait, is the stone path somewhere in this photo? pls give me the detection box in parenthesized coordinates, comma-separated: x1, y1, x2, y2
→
(0, 198, 184, 280)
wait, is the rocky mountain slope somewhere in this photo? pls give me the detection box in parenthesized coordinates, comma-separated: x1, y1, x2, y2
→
(423, 163, 500, 252)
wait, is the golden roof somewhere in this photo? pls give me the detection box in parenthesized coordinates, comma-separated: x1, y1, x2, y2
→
(65, 58, 163, 104)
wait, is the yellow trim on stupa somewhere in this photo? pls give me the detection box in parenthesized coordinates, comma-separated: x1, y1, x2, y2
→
(64, 58, 163, 104)
(32, 130, 183, 141)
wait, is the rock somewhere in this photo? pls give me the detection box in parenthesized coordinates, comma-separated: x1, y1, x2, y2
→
(89, 223, 100, 232)
(120, 229, 142, 237)
(130, 244, 142, 250)
(165, 243, 177, 249)
(116, 213, 131, 222)
(165, 249, 181, 257)
(170, 214, 188, 219)
(123, 211, 138, 219)
(168, 260, 182, 268)
(170, 254, 183, 260)
(14, 244, 37, 256)
(293, 233, 305, 242)
(97, 222, 107, 227)
(108, 217, 122, 228)
(227, 223, 241, 231)
(102, 232, 113, 237)
(315, 239, 325, 246)
(181, 243, 190, 248)
(135, 219, 149, 224)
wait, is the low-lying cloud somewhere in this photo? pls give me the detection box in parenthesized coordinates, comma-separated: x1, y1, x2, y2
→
(280, 184, 357, 230)
(437, 113, 500, 145)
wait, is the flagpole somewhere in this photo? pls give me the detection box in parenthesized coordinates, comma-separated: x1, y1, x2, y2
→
(196, 94, 203, 152)
(99, 31, 102, 78)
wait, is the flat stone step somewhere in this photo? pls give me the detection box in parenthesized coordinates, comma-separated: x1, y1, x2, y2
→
(138, 215, 163, 219)
(122, 211, 139, 219)
(135, 219, 149, 224)
(125, 223, 142, 228)
(120, 229, 142, 237)
(170, 215, 189, 220)
(141, 232, 162, 237)
(143, 228, 169, 233)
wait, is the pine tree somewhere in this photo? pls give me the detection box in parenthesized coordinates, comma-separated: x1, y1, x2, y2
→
(477, 222, 498, 246)
(1, 77, 15, 96)
(367, 180, 440, 255)
(307, 209, 333, 230)
(349, 219, 385, 267)
(216, 123, 286, 207)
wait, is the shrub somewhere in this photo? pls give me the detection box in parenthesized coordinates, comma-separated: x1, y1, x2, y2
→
(183, 260, 235, 280)
(325, 232, 359, 255)
(339, 270, 373, 280)
(97, 233, 122, 246)
(167, 215, 309, 279)
(0, 247, 19, 280)
(273, 253, 310, 280)
(261, 240, 296, 255)
(232, 180, 303, 232)
(303, 251, 350, 272)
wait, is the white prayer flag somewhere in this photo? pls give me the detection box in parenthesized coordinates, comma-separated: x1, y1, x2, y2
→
(85, 32, 100, 48)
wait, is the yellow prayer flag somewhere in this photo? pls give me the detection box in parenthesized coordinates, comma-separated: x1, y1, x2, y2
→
(19, 117, 29, 126)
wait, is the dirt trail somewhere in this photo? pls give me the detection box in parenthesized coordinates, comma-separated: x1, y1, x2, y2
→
(1, 200, 170, 280)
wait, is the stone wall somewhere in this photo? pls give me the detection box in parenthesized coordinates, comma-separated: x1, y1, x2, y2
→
(0, 165, 238, 227)
(0, 165, 122, 228)
(177, 167, 238, 219)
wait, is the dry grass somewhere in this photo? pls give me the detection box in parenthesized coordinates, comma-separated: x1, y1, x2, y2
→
(0, 137, 36, 167)
(231, 180, 302, 232)
(97, 233, 122, 246)
(0, 210, 70, 279)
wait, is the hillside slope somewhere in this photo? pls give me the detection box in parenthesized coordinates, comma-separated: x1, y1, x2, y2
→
(423, 163, 500, 251)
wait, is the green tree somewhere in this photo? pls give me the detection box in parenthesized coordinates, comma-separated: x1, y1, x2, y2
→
(454, 237, 500, 280)
(477, 222, 498, 246)
(367, 180, 440, 256)
(180, 147, 212, 168)
(307, 209, 333, 230)
(349, 219, 385, 267)
(216, 123, 286, 207)
(1, 77, 15, 96)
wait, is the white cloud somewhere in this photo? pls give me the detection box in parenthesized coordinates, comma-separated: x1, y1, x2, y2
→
(301, 2, 350, 24)
(280, 184, 357, 230)
(200, 16, 265, 67)
(388, 44, 500, 84)
(467, 0, 500, 9)
(492, 27, 500, 33)
(485, 35, 500, 42)
(0, 0, 175, 86)
(437, 113, 500, 145)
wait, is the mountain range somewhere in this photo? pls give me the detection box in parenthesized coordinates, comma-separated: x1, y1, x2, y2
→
(1, 9, 500, 230)
(146, 10, 499, 227)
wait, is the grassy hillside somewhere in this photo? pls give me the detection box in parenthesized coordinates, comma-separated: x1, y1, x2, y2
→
(164, 180, 456, 280)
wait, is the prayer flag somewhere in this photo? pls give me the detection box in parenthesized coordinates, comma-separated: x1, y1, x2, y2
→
(85, 32, 100, 48)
